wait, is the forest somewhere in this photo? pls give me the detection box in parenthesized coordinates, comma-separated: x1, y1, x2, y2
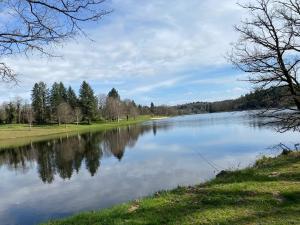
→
(176, 86, 294, 114)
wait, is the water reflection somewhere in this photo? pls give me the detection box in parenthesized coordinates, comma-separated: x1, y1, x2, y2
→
(0, 112, 299, 225)
(0, 124, 169, 183)
(0, 112, 290, 184)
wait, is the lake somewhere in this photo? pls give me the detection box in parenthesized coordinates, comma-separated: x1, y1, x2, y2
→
(0, 111, 299, 225)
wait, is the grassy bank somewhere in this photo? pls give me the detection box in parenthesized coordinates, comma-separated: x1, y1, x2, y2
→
(0, 116, 152, 149)
(44, 151, 300, 225)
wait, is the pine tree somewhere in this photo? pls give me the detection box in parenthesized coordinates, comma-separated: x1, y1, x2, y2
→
(32, 82, 49, 124)
(50, 82, 67, 122)
(79, 81, 97, 124)
(66, 86, 78, 109)
(50, 83, 61, 113)
(5, 102, 16, 124)
(59, 82, 67, 100)
(108, 88, 120, 100)
(150, 102, 155, 114)
(50, 82, 67, 108)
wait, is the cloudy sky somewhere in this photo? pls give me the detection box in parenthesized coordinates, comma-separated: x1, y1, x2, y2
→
(1, 0, 250, 105)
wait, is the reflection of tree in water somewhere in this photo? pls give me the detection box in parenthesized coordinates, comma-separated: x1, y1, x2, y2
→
(0, 144, 35, 172)
(0, 124, 169, 183)
(153, 123, 157, 136)
(84, 133, 103, 176)
(102, 126, 149, 160)
(245, 113, 282, 130)
(37, 143, 56, 183)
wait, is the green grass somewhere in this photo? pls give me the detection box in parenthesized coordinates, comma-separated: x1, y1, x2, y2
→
(0, 116, 151, 149)
(43, 151, 300, 225)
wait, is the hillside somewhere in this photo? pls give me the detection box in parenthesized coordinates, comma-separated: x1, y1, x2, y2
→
(176, 86, 293, 114)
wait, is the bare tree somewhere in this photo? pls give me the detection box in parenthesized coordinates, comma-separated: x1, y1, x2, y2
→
(105, 97, 122, 122)
(57, 102, 73, 127)
(230, 0, 300, 131)
(130, 107, 139, 120)
(97, 93, 107, 118)
(0, 0, 110, 81)
(24, 102, 34, 130)
(0, 104, 7, 124)
(123, 99, 139, 120)
(74, 107, 82, 125)
(14, 96, 23, 124)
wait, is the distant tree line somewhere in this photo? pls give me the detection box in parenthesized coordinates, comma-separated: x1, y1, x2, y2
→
(0, 81, 142, 126)
(0, 81, 180, 126)
(176, 86, 294, 114)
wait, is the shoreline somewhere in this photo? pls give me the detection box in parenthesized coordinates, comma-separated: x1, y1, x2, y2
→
(0, 116, 151, 149)
(151, 116, 169, 120)
(43, 151, 300, 225)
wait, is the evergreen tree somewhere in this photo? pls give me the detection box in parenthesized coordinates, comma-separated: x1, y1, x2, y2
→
(108, 88, 120, 100)
(150, 102, 155, 113)
(32, 82, 49, 124)
(132, 100, 137, 107)
(0, 106, 7, 124)
(79, 81, 97, 124)
(50, 82, 67, 108)
(5, 102, 16, 124)
(66, 86, 78, 109)
(59, 82, 67, 100)
(50, 83, 61, 113)
(50, 82, 67, 122)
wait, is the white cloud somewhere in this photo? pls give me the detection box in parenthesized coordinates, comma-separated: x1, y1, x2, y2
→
(127, 77, 185, 94)
(1, 0, 245, 103)
(191, 74, 247, 85)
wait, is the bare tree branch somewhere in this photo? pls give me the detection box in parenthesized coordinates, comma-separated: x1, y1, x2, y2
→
(230, 0, 300, 131)
(0, 0, 110, 82)
(0, 62, 17, 82)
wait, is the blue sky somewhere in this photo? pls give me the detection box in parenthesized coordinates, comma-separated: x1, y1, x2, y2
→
(0, 0, 251, 105)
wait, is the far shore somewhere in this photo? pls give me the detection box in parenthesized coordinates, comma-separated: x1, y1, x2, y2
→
(0, 116, 153, 149)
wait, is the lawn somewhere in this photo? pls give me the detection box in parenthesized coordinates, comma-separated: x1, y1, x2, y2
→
(0, 116, 152, 149)
(43, 151, 300, 225)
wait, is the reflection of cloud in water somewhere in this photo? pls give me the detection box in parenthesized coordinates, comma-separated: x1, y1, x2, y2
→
(0, 154, 206, 224)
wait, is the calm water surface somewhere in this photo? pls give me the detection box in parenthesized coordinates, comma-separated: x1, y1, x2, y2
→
(0, 112, 299, 225)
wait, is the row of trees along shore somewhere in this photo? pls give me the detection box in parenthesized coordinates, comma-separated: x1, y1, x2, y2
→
(0, 81, 295, 127)
(0, 81, 176, 126)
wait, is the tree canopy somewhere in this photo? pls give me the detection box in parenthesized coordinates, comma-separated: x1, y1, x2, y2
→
(108, 88, 120, 100)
